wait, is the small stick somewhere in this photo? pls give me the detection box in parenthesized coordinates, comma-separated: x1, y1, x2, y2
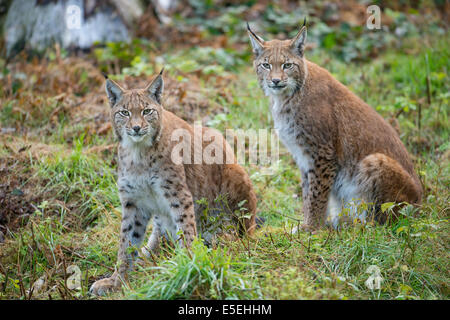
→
(60, 245, 114, 272)
(425, 53, 432, 105)
(273, 210, 302, 222)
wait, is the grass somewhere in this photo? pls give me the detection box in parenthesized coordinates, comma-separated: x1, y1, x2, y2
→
(126, 238, 261, 300)
(0, 25, 448, 300)
(33, 135, 120, 229)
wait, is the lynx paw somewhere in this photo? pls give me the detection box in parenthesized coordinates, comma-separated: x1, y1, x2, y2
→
(89, 277, 120, 296)
(140, 246, 152, 258)
(291, 224, 318, 234)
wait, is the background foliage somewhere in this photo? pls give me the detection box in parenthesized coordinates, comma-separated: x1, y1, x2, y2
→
(0, 0, 448, 300)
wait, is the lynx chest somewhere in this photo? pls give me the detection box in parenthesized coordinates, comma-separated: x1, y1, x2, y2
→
(271, 99, 313, 174)
(117, 152, 172, 220)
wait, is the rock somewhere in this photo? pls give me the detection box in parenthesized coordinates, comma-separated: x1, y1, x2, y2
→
(27, 275, 47, 297)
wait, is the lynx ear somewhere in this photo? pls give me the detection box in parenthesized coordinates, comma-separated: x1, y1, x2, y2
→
(290, 22, 307, 57)
(104, 75, 124, 107)
(247, 22, 265, 57)
(146, 68, 164, 104)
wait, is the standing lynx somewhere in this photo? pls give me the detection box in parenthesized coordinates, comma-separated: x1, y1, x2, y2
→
(247, 22, 422, 230)
(90, 71, 257, 296)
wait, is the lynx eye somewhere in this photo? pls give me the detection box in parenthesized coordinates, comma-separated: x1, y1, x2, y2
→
(283, 63, 293, 69)
(120, 110, 130, 117)
(261, 63, 271, 70)
(142, 109, 154, 116)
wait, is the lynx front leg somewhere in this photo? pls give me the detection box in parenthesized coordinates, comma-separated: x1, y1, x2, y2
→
(90, 202, 149, 296)
(171, 193, 197, 248)
(160, 180, 197, 248)
(301, 163, 336, 231)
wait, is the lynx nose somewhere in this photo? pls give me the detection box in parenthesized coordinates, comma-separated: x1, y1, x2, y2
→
(133, 126, 141, 133)
(272, 79, 281, 85)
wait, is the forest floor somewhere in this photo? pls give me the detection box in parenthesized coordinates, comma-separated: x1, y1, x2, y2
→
(0, 2, 448, 300)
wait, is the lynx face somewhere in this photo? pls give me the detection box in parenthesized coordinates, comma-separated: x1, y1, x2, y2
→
(247, 24, 308, 97)
(105, 73, 164, 146)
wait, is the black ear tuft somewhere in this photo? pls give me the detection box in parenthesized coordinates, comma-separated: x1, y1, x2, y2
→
(290, 23, 307, 57)
(247, 22, 262, 42)
(146, 73, 164, 104)
(105, 78, 124, 107)
(102, 72, 108, 79)
(247, 22, 265, 57)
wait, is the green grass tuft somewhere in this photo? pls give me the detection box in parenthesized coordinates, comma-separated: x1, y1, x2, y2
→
(127, 238, 261, 300)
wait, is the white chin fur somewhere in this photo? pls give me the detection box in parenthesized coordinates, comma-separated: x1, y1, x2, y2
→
(269, 88, 287, 96)
(264, 86, 286, 97)
(130, 135, 146, 142)
(263, 83, 294, 97)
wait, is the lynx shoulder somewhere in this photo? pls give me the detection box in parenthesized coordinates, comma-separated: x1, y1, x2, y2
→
(90, 71, 256, 296)
(247, 22, 422, 230)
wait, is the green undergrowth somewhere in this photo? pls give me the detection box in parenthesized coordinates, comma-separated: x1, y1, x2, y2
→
(0, 15, 448, 300)
(126, 238, 261, 300)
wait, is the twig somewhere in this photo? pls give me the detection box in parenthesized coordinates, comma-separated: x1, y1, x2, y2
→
(2, 269, 8, 293)
(307, 234, 312, 253)
(417, 102, 422, 138)
(268, 233, 275, 246)
(57, 286, 66, 300)
(17, 234, 26, 298)
(425, 53, 432, 105)
(60, 245, 114, 272)
(16, 263, 26, 298)
(84, 265, 89, 297)
(272, 210, 302, 222)
(27, 285, 34, 300)
(321, 228, 333, 248)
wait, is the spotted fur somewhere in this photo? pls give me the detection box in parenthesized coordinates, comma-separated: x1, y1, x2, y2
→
(90, 72, 257, 296)
(247, 23, 422, 230)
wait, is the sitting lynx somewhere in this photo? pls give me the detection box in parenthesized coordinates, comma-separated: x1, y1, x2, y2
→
(90, 71, 257, 296)
(247, 22, 422, 230)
